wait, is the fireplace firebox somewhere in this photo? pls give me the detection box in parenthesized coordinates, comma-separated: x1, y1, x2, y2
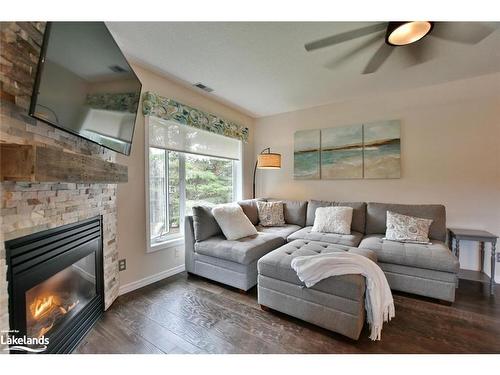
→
(5, 216, 104, 353)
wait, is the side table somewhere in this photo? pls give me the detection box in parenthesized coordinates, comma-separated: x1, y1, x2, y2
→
(448, 228, 498, 296)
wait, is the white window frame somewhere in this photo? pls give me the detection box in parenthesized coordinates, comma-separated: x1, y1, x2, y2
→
(145, 116, 243, 253)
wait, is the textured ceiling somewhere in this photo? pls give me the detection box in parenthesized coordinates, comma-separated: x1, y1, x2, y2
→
(107, 22, 500, 117)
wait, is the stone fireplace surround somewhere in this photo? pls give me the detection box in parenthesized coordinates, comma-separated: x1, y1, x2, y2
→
(0, 22, 121, 351)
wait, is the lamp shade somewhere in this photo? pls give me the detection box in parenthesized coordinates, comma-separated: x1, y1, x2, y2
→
(257, 153, 281, 169)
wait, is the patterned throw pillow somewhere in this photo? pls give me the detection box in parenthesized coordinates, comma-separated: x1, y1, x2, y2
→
(257, 201, 285, 227)
(311, 206, 353, 235)
(385, 211, 433, 243)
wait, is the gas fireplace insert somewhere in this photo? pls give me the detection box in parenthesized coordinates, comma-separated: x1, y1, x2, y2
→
(5, 216, 104, 353)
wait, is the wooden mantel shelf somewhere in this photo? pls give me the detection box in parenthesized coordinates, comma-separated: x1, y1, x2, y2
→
(0, 143, 128, 183)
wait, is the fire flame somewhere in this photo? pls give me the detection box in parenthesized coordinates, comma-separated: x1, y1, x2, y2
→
(31, 296, 55, 319)
(30, 294, 81, 338)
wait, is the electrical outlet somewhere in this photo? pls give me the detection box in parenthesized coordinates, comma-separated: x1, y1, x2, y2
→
(175, 248, 180, 259)
(118, 259, 126, 271)
(496, 253, 500, 263)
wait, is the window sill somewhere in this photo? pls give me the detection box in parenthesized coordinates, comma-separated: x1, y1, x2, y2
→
(147, 236, 184, 253)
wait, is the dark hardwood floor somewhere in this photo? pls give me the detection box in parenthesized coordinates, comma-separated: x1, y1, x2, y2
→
(74, 272, 500, 354)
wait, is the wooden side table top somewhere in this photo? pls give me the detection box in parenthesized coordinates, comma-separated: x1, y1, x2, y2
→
(448, 228, 498, 242)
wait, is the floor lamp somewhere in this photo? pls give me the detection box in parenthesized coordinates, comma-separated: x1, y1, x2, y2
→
(253, 148, 281, 199)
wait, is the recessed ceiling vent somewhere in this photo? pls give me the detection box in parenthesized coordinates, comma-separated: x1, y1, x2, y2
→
(109, 65, 128, 73)
(193, 82, 214, 93)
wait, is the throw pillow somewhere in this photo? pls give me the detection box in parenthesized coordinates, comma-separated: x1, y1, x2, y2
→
(212, 203, 258, 240)
(311, 206, 353, 235)
(385, 211, 433, 243)
(256, 201, 285, 227)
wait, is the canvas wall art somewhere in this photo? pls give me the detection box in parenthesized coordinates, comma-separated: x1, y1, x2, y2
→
(293, 120, 401, 180)
(294, 129, 320, 179)
(363, 120, 401, 179)
(321, 125, 363, 179)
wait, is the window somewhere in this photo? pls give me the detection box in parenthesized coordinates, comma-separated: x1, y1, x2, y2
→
(146, 116, 242, 251)
(149, 149, 181, 243)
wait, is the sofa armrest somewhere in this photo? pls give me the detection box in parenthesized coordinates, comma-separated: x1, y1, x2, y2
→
(184, 215, 196, 273)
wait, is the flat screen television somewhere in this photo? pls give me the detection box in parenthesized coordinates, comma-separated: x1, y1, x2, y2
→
(29, 22, 142, 155)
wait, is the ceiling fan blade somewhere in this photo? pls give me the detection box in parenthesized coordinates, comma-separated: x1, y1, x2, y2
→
(401, 40, 436, 66)
(325, 32, 384, 70)
(431, 22, 496, 44)
(305, 23, 387, 52)
(362, 43, 394, 74)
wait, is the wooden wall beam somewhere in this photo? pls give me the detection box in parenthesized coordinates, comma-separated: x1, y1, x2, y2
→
(0, 143, 128, 183)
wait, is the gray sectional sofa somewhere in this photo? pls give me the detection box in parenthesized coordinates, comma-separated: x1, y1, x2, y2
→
(185, 198, 459, 339)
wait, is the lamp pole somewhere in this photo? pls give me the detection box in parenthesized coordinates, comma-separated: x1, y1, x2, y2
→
(252, 148, 270, 199)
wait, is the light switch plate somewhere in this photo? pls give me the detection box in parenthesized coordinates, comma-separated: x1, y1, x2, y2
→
(118, 259, 126, 271)
(496, 253, 500, 263)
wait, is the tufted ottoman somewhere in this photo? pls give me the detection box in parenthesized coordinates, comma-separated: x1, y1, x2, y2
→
(257, 239, 377, 340)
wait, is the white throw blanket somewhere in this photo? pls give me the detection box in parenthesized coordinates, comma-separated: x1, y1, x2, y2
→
(291, 252, 395, 341)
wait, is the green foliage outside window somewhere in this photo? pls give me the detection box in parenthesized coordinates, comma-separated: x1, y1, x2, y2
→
(149, 148, 234, 243)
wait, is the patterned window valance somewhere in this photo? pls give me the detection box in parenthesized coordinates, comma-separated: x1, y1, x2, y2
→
(142, 91, 249, 142)
(86, 92, 140, 113)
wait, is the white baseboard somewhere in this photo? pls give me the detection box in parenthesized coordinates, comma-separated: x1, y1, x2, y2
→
(118, 264, 185, 296)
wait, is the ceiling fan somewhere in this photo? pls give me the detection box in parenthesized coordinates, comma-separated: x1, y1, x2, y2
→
(304, 22, 496, 74)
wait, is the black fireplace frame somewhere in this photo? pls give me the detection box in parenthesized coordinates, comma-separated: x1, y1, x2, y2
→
(5, 216, 104, 354)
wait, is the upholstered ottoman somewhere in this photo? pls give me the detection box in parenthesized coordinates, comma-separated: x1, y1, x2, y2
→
(257, 239, 377, 340)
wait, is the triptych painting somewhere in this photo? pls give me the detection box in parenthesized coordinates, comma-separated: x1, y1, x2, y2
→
(294, 120, 400, 180)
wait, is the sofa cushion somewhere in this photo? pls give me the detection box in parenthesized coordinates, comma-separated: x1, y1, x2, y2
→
(378, 262, 458, 283)
(306, 200, 366, 234)
(237, 198, 265, 225)
(366, 202, 446, 241)
(257, 240, 376, 301)
(192, 206, 222, 242)
(255, 224, 302, 240)
(358, 234, 459, 273)
(267, 198, 307, 227)
(287, 226, 363, 247)
(195, 233, 285, 265)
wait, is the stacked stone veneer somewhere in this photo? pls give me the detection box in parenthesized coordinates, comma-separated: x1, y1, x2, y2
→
(0, 22, 121, 351)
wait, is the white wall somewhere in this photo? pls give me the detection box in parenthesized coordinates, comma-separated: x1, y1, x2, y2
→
(116, 63, 255, 288)
(254, 73, 500, 281)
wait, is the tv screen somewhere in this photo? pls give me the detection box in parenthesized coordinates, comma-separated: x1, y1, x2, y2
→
(30, 22, 142, 155)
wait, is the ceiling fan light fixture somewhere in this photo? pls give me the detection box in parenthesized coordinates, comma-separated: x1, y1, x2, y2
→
(386, 21, 433, 46)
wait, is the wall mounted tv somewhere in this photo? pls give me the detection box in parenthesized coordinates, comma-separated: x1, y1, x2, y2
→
(29, 22, 142, 155)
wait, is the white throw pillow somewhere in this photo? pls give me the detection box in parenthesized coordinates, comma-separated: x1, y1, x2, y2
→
(256, 201, 285, 227)
(385, 211, 433, 243)
(212, 203, 258, 240)
(311, 206, 353, 235)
